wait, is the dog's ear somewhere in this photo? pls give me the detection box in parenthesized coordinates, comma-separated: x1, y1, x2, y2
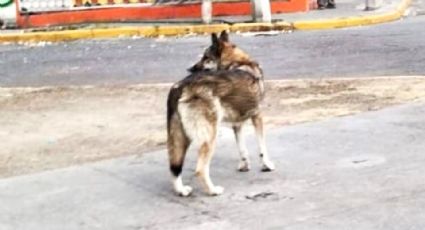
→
(211, 33, 219, 47)
(219, 30, 229, 42)
(211, 32, 222, 56)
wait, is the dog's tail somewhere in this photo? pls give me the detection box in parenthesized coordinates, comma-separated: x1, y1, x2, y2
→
(167, 84, 190, 178)
(167, 84, 182, 133)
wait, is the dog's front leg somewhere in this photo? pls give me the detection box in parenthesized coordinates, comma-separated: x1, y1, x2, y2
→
(233, 124, 251, 172)
(251, 114, 275, 172)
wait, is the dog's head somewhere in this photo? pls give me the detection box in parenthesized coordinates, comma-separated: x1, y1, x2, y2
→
(188, 30, 252, 73)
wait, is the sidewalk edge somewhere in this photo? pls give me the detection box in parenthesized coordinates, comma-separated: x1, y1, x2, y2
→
(293, 0, 411, 30)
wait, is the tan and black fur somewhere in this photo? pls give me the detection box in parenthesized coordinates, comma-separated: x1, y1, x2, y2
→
(167, 31, 275, 196)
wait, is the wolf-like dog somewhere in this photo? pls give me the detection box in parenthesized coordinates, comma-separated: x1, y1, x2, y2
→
(167, 31, 275, 196)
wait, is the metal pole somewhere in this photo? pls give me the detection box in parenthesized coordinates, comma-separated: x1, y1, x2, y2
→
(251, 0, 271, 22)
(201, 0, 212, 24)
(365, 0, 382, 10)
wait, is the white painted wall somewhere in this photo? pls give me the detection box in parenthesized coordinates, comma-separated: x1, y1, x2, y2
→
(0, 2, 17, 27)
(19, 0, 73, 12)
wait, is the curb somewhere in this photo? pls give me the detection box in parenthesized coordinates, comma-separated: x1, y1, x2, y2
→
(0, 22, 292, 43)
(0, 0, 411, 43)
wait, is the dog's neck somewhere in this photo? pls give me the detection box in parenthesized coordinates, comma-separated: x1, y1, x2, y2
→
(222, 60, 265, 96)
(222, 61, 263, 80)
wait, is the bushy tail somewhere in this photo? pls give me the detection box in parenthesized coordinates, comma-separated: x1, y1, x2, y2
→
(166, 85, 189, 178)
(167, 85, 183, 134)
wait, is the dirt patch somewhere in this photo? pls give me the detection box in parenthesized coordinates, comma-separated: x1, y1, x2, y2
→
(1, 76, 425, 178)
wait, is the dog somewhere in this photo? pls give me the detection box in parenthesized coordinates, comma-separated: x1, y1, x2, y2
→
(167, 31, 275, 196)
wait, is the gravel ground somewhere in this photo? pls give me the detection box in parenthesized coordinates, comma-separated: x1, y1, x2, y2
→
(1, 76, 424, 178)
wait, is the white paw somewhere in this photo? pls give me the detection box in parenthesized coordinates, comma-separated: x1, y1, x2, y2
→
(261, 161, 275, 172)
(208, 186, 224, 196)
(176, 185, 193, 197)
(238, 160, 251, 172)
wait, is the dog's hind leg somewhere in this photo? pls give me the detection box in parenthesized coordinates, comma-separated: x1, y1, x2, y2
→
(196, 136, 224, 196)
(233, 124, 251, 172)
(179, 94, 224, 196)
(251, 114, 275, 172)
(168, 117, 192, 197)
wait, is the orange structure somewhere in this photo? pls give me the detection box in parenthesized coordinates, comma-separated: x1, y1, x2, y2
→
(16, 0, 310, 28)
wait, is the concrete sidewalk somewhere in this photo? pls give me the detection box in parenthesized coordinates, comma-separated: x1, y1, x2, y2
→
(1, 101, 425, 230)
(212, 0, 403, 24)
(0, 0, 411, 42)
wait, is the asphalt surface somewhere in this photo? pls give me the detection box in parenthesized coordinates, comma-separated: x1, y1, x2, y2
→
(0, 15, 424, 87)
(1, 1, 424, 229)
(1, 102, 425, 229)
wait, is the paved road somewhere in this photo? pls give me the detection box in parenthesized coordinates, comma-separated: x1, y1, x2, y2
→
(0, 15, 425, 87)
(1, 102, 424, 229)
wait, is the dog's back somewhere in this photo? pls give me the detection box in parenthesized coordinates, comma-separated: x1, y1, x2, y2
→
(169, 69, 263, 123)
